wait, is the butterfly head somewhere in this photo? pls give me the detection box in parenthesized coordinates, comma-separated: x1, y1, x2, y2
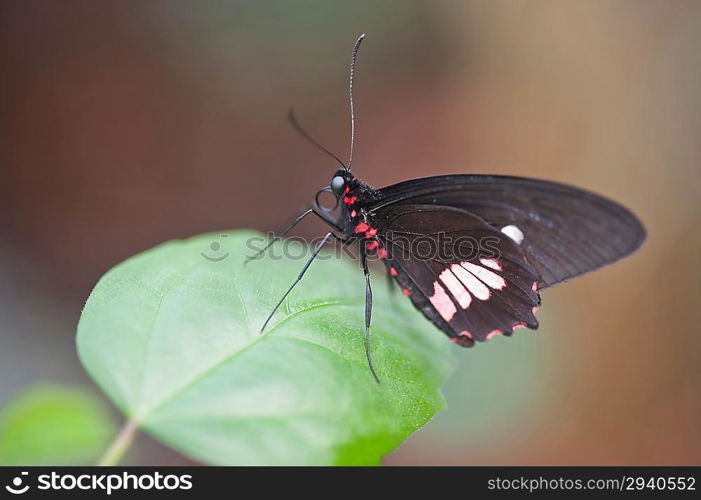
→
(329, 169, 355, 196)
(330, 175, 345, 195)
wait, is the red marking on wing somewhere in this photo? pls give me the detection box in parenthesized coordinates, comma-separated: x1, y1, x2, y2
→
(486, 329, 503, 340)
(364, 228, 378, 238)
(402, 288, 412, 296)
(366, 241, 379, 251)
(343, 195, 358, 205)
(354, 222, 371, 233)
(389, 267, 398, 277)
(343, 186, 350, 194)
(451, 331, 474, 346)
(377, 248, 388, 259)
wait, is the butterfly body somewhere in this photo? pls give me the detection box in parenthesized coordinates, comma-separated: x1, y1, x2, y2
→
(329, 169, 560, 347)
(257, 35, 645, 382)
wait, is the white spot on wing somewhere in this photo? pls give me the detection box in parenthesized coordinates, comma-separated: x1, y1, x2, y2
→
(439, 269, 472, 309)
(462, 262, 506, 290)
(429, 281, 457, 322)
(501, 224, 524, 244)
(451, 264, 490, 300)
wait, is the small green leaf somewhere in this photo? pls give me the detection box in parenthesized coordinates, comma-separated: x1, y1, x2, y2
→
(77, 231, 453, 465)
(0, 384, 116, 465)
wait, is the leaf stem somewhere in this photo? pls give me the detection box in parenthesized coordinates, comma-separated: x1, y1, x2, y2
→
(97, 419, 139, 466)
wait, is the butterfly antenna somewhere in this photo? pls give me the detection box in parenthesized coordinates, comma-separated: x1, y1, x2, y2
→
(287, 109, 348, 170)
(347, 33, 365, 171)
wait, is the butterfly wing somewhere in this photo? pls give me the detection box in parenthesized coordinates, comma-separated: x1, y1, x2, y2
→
(375, 204, 541, 345)
(370, 175, 645, 289)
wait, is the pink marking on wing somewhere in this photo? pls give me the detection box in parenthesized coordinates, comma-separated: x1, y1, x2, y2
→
(485, 329, 503, 340)
(377, 248, 388, 259)
(462, 262, 506, 290)
(364, 228, 378, 238)
(343, 186, 350, 194)
(354, 222, 370, 234)
(428, 282, 457, 322)
(451, 264, 490, 300)
(479, 257, 502, 271)
(389, 267, 398, 277)
(366, 240, 379, 251)
(350, 209, 357, 217)
(402, 288, 412, 296)
(343, 195, 357, 205)
(450, 337, 459, 343)
(438, 268, 471, 309)
(513, 322, 527, 330)
(532, 281, 538, 292)
(459, 330, 473, 339)
(532, 306, 540, 315)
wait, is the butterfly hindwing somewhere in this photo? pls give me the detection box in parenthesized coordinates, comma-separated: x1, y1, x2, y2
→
(375, 204, 541, 345)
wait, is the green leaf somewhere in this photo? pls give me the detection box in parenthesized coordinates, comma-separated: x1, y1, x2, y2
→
(0, 384, 116, 465)
(77, 230, 453, 465)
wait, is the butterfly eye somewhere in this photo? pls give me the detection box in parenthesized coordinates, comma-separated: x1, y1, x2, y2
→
(330, 175, 346, 194)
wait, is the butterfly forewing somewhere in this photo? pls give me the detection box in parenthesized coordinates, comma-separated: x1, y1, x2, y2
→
(375, 204, 541, 345)
(371, 175, 646, 289)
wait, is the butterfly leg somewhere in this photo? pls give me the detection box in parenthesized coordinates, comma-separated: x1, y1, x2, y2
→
(245, 207, 341, 264)
(260, 231, 333, 332)
(245, 208, 315, 264)
(361, 247, 381, 384)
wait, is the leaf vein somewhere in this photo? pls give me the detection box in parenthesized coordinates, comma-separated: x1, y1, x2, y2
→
(138, 298, 359, 420)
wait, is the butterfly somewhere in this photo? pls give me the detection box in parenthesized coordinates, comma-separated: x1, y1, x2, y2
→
(249, 35, 646, 383)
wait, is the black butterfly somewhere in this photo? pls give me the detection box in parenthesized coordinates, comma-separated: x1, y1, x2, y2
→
(249, 35, 646, 383)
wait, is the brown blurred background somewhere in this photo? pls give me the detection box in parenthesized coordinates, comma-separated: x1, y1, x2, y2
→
(1, 0, 699, 465)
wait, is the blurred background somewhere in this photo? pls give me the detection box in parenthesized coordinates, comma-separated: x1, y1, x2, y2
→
(1, 0, 700, 465)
